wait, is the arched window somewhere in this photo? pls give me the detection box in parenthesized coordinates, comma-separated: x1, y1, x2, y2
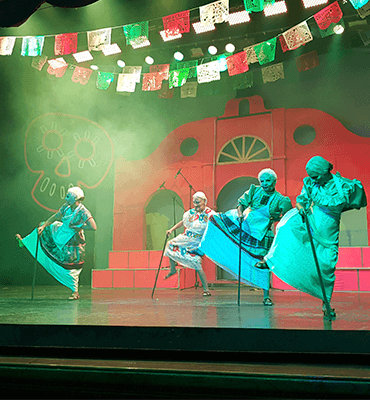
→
(217, 135, 271, 164)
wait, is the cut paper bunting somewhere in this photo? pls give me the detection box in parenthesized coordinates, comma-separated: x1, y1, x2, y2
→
(0, 37, 16, 56)
(47, 63, 68, 78)
(158, 81, 174, 99)
(96, 72, 114, 90)
(254, 37, 277, 65)
(72, 66, 93, 85)
(117, 73, 137, 92)
(102, 43, 121, 56)
(73, 50, 93, 63)
(169, 68, 189, 88)
(163, 10, 190, 34)
(177, 60, 198, 78)
(296, 50, 319, 72)
(279, 34, 304, 52)
(318, 18, 345, 38)
(244, 44, 259, 64)
(160, 29, 182, 41)
(142, 72, 165, 91)
(243, 0, 275, 13)
(181, 82, 198, 98)
(21, 36, 44, 56)
(199, 0, 229, 25)
(226, 51, 249, 76)
(122, 66, 142, 83)
(150, 64, 170, 80)
(349, 0, 370, 9)
(87, 28, 111, 51)
(123, 21, 149, 47)
(31, 55, 48, 71)
(231, 71, 254, 89)
(197, 61, 221, 83)
(54, 33, 78, 55)
(282, 21, 313, 50)
(357, 1, 370, 18)
(261, 62, 284, 83)
(359, 29, 370, 45)
(211, 52, 232, 71)
(48, 57, 68, 69)
(314, 1, 342, 30)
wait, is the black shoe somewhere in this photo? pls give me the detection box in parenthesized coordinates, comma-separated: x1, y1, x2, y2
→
(255, 261, 269, 270)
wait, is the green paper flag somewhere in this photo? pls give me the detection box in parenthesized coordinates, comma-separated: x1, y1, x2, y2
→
(254, 37, 277, 65)
(243, 0, 275, 12)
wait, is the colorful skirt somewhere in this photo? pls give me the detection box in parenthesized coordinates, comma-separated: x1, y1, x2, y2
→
(198, 210, 270, 290)
(265, 208, 338, 302)
(21, 226, 83, 292)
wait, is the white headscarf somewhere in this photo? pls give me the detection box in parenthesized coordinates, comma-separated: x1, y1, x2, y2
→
(193, 191, 207, 204)
(258, 168, 277, 182)
(67, 186, 84, 201)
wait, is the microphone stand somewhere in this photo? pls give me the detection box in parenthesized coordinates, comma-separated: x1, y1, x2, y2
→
(174, 169, 200, 290)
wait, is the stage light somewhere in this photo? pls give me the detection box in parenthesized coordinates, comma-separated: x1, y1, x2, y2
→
(174, 51, 184, 61)
(225, 43, 235, 53)
(90, 65, 99, 70)
(333, 24, 345, 34)
(192, 21, 216, 34)
(117, 60, 126, 68)
(145, 56, 154, 65)
(302, 0, 328, 9)
(228, 10, 250, 26)
(208, 45, 218, 55)
(263, 1, 288, 16)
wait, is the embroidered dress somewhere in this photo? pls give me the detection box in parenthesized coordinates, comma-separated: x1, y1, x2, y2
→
(164, 207, 215, 270)
(199, 185, 292, 289)
(21, 203, 93, 292)
(265, 172, 367, 302)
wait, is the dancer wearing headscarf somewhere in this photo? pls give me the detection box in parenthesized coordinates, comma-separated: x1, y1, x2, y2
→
(199, 169, 292, 305)
(261, 156, 367, 317)
(163, 191, 215, 296)
(15, 187, 97, 300)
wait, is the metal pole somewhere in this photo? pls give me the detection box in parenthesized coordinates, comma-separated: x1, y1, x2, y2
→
(237, 220, 242, 306)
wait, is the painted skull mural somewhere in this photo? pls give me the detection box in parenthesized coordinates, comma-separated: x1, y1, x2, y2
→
(25, 113, 114, 211)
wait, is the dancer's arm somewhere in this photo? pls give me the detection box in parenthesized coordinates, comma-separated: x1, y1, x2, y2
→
(166, 221, 184, 237)
(37, 212, 61, 235)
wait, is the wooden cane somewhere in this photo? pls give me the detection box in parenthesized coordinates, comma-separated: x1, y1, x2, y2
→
(31, 230, 40, 300)
(151, 235, 169, 299)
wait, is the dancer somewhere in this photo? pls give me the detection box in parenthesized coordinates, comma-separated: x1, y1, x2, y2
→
(199, 169, 292, 305)
(164, 191, 215, 296)
(262, 156, 367, 317)
(15, 187, 97, 300)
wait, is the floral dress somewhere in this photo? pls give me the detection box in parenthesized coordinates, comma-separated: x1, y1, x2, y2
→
(164, 207, 215, 270)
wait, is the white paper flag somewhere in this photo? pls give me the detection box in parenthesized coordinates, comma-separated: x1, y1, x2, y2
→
(282, 21, 313, 50)
(87, 28, 112, 51)
(197, 61, 221, 83)
(117, 73, 137, 92)
(262, 63, 284, 83)
(0, 37, 16, 55)
(200, 0, 229, 25)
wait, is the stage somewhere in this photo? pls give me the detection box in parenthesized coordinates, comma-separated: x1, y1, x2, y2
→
(1, 284, 370, 330)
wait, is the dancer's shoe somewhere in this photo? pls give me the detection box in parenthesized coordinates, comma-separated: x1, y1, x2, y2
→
(15, 234, 24, 247)
(263, 297, 274, 306)
(164, 271, 177, 280)
(322, 303, 336, 318)
(203, 291, 212, 297)
(255, 261, 269, 269)
(68, 293, 80, 300)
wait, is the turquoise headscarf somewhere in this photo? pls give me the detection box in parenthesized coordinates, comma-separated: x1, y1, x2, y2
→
(306, 156, 333, 176)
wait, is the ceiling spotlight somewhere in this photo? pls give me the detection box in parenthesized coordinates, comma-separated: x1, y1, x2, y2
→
(117, 60, 126, 68)
(333, 24, 345, 34)
(225, 43, 235, 53)
(208, 45, 218, 55)
(174, 51, 184, 61)
(145, 56, 154, 65)
(90, 65, 99, 70)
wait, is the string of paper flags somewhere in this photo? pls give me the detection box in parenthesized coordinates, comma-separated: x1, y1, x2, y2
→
(0, 0, 369, 96)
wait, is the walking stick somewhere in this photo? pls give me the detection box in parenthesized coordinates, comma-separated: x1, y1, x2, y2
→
(31, 231, 40, 300)
(303, 213, 333, 320)
(237, 219, 242, 306)
(151, 235, 169, 299)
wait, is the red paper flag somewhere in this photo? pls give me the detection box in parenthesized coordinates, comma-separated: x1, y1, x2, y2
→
(279, 34, 305, 52)
(226, 51, 249, 76)
(150, 64, 170, 80)
(158, 81, 174, 99)
(296, 50, 320, 72)
(163, 10, 190, 34)
(72, 67, 93, 85)
(142, 72, 165, 91)
(47, 64, 68, 78)
(314, 1, 343, 30)
(55, 33, 78, 55)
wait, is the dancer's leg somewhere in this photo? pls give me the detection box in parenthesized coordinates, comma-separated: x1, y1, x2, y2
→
(164, 258, 177, 279)
(197, 269, 211, 295)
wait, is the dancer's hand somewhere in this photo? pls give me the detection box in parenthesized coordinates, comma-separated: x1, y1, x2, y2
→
(166, 229, 172, 237)
(298, 208, 306, 222)
(37, 224, 45, 235)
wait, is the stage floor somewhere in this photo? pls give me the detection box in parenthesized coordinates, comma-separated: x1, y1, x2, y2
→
(1, 284, 370, 330)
